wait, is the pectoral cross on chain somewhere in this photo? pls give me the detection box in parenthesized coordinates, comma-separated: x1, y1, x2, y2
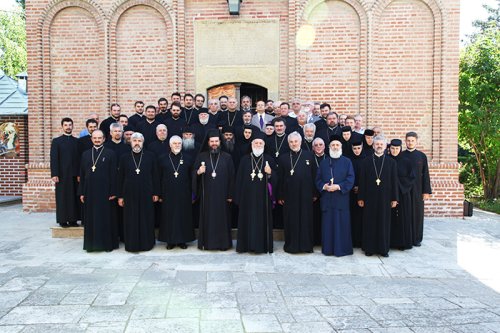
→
(376, 178, 381, 186)
(135, 168, 140, 175)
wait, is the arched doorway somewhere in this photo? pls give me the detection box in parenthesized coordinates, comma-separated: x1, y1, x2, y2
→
(207, 82, 268, 108)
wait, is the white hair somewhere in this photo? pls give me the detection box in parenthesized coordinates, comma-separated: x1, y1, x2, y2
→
(287, 131, 302, 143)
(312, 137, 324, 146)
(131, 132, 144, 141)
(169, 135, 182, 144)
(156, 124, 167, 132)
(109, 122, 123, 131)
(304, 123, 316, 133)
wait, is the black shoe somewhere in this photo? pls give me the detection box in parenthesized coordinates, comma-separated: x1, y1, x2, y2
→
(68, 222, 79, 227)
(365, 252, 373, 256)
(166, 244, 175, 250)
(178, 243, 187, 249)
(59, 222, 69, 228)
(414, 242, 421, 247)
(381, 253, 389, 258)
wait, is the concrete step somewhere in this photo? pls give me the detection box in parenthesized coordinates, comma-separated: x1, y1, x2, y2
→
(51, 227, 285, 241)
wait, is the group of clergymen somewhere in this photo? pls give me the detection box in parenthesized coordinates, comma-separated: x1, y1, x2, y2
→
(50, 93, 432, 257)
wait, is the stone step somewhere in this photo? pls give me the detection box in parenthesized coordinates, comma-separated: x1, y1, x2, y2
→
(51, 227, 285, 241)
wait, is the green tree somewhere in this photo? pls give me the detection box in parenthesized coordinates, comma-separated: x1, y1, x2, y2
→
(459, 1, 500, 199)
(0, 6, 26, 78)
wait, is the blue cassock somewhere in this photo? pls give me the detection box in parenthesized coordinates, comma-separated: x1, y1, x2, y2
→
(316, 155, 355, 256)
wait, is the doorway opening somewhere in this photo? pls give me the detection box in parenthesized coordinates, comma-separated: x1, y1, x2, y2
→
(207, 82, 268, 109)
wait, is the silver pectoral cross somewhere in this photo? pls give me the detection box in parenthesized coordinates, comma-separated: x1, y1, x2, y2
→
(91, 166, 96, 172)
(376, 178, 381, 186)
(174, 171, 179, 178)
(135, 168, 140, 175)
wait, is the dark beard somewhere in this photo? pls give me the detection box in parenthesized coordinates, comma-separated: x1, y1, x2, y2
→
(223, 139, 235, 153)
(210, 147, 220, 154)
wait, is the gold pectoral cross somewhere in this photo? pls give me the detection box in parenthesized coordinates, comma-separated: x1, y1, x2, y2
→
(174, 171, 179, 178)
(91, 166, 96, 172)
(376, 178, 381, 186)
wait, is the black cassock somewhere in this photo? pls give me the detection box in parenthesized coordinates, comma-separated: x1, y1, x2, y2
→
(118, 151, 160, 252)
(234, 153, 276, 254)
(158, 152, 195, 245)
(79, 147, 118, 252)
(348, 152, 366, 248)
(390, 154, 415, 250)
(358, 154, 399, 256)
(50, 135, 80, 224)
(312, 153, 327, 246)
(277, 150, 317, 253)
(401, 149, 432, 245)
(135, 119, 163, 148)
(78, 135, 93, 158)
(164, 116, 187, 139)
(192, 151, 235, 250)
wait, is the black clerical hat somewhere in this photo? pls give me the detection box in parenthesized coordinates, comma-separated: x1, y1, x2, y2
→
(222, 125, 234, 134)
(252, 131, 266, 141)
(243, 124, 254, 130)
(342, 126, 352, 133)
(182, 126, 193, 134)
(364, 129, 375, 136)
(198, 108, 209, 114)
(390, 139, 402, 147)
(351, 140, 363, 146)
(123, 125, 134, 132)
(329, 135, 343, 143)
(265, 122, 274, 127)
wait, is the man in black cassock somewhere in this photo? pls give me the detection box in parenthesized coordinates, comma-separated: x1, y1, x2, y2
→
(105, 123, 130, 159)
(164, 101, 187, 139)
(118, 132, 160, 252)
(277, 131, 317, 253)
(147, 124, 170, 157)
(99, 103, 121, 139)
(317, 112, 342, 147)
(191, 109, 216, 144)
(301, 123, 316, 152)
(192, 130, 235, 251)
(402, 131, 432, 247)
(220, 97, 243, 128)
(79, 130, 119, 252)
(78, 119, 98, 158)
(158, 135, 195, 249)
(181, 94, 199, 126)
(181, 126, 200, 163)
(389, 139, 415, 250)
(135, 105, 162, 148)
(311, 137, 327, 246)
(349, 140, 366, 248)
(50, 117, 80, 227)
(265, 118, 290, 230)
(357, 136, 399, 257)
(234, 132, 276, 254)
(128, 101, 145, 129)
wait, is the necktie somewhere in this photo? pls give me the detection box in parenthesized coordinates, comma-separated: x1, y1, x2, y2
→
(259, 115, 264, 129)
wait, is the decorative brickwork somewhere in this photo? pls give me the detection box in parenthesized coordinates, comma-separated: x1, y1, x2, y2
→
(24, 0, 463, 216)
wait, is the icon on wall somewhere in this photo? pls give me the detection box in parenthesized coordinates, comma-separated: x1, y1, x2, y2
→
(0, 122, 20, 157)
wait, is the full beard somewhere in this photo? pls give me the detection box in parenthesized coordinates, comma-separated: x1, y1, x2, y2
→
(132, 146, 142, 153)
(223, 139, 235, 153)
(200, 118, 209, 125)
(210, 147, 220, 154)
(252, 147, 264, 157)
(182, 138, 195, 150)
(329, 148, 342, 159)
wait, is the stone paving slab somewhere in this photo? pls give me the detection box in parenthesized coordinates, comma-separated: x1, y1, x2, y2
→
(0, 204, 499, 332)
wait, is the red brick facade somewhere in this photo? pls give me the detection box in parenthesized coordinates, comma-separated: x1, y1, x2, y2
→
(24, 0, 463, 216)
(0, 116, 28, 196)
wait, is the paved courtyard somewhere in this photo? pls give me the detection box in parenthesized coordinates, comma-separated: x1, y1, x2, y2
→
(0, 203, 499, 333)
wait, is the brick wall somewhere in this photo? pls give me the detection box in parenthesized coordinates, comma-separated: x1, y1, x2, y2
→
(24, 0, 463, 216)
(0, 116, 28, 196)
